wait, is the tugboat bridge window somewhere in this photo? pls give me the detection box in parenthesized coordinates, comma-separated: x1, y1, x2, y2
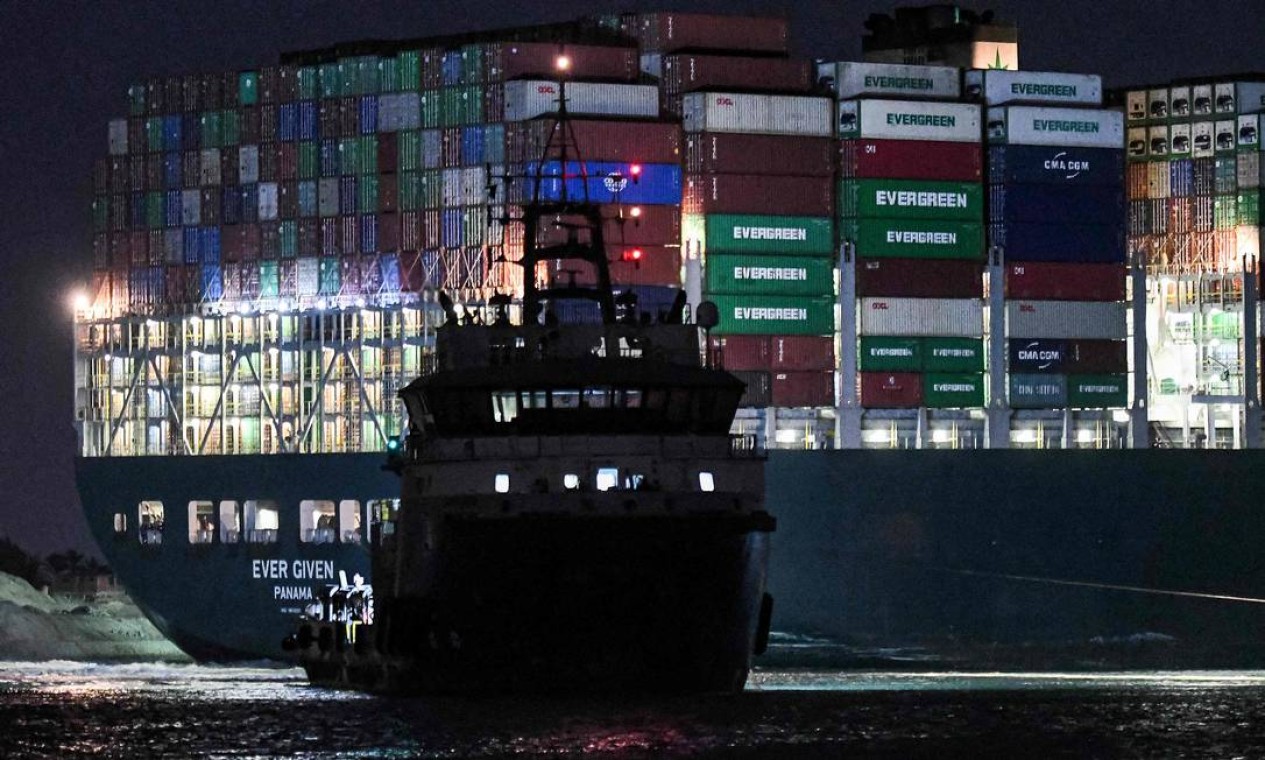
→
(596, 468, 619, 491)
(244, 500, 279, 544)
(699, 472, 716, 492)
(138, 501, 164, 545)
(494, 474, 510, 493)
(369, 498, 399, 541)
(492, 391, 518, 423)
(338, 500, 362, 543)
(187, 500, 216, 544)
(301, 500, 338, 544)
(219, 501, 241, 544)
(563, 473, 581, 491)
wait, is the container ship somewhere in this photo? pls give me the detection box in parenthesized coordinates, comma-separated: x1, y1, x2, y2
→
(75, 6, 1265, 668)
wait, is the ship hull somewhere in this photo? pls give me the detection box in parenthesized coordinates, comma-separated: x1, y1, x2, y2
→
(75, 454, 392, 662)
(80, 448, 1265, 668)
(299, 511, 774, 694)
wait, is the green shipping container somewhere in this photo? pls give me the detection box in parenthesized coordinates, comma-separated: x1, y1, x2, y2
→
(380, 58, 400, 93)
(923, 373, 985, 408)
(280, 221, 298, 258)
(858, 336, 921, 371)
(399, 130, 421, 172)
(259, 261, 280, 297)
(838, 179, 983, 221)
(297, 67, 318, 101)
(147, 192, 164, 229)
(461, 45, 484, 86)
(127, 84, 146, 116)
(200, 112, 222, 149)
(1068, 374, 1128, 408)
(702, 214, 835, 257)
(399, 51, 421, 91)
(399, 172, 421, 210)
(922, 337, 985, 372)
(705, 254, 835, 296)
(711, 294, 834, 336)
(239, 72, 259, 106)
(841, 218, 984, 260)
(421, 171, 443, 208)
(298, 142, 318, 179)
(146, 118, 164, 152)
(319, 258, 341, 295)
(358, 175, 379, 213)
(339, 138, 360, 175)
(319, 63, 341, 99)
(1214, 195, 1238, 229)
(92, 197, 108, 232)
(421, 92, 440, 129)
(1237, 191, 1260, 225)
(221, 110, 240, 146)
(359, 136, 378, 174)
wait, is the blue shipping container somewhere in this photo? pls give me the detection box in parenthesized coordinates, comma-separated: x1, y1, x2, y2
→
(339, 176, 357, 215)
(298, 182, 318, 217)
(299, 101, 318, 141)
(442, 209, 463, 248)
(148, 266, 165, 301)
(200, 227, 221, 264)
(278, 104, 299, 142)
(484, 125, 505, 164)
(201, 264, 223, 301)
(130, 192, 146, 229)
(183, 227, 201, 264)
(380, 253, 401, 291)
(360, 214, 378, 253)
(164, 152, 182, 187)
(1170, 159, 1194, 197)
(239, 184, 259, 223)
(162, 116, 182, 152)
(988, 184, 1126, 224)
(621, 285, 682, 321)
(988, 146, 1124, 187)
(526, 161, 683, 206)
(1008, 339, 1069, 374)
(165, 191, 182, 228)
(989, 222, 1126, 263)
(460, 126, 484, 165)
(359, 96, 378, 135)
(441, 52, 462, 86)
(320, 139, 340, 176)
(422, 130, 442, 169)
(222, 186, 242, 225)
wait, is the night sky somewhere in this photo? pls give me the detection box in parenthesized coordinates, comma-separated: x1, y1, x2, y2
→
(0, 0, 1255, 557)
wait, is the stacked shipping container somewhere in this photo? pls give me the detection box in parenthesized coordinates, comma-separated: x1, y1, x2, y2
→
(978, 70, 1129, 411)
(823, 63, 987, 409)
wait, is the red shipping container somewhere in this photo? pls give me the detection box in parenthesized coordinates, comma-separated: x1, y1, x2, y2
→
(108, 233, 130, 268)
(400, 251, 426, 293)
(531, 205, 681, 247)
(684, 174, 832, 216)
(550, 245, 681, 288)
(732, 370, 772, 406)
(638, 13, 788, 54)
(1126, 163, 1147, 200)
(379, 174, 399, 213)
(493, 42, 638, 82)
(340, 215, 359, 255)
(839, 139, 982, 182)
(856, 258, 983, 298)
(221, 225, 243, 262)
(1005, 263, 1126, 301)
(661, 54, 811, 95)
(201, 187, 222, 224)
(710, 335, 771, 371)
(129, 231, 149, 267)
(240, 224, 260, 261)
(400, 211, 422, 252)
(340, 259, 362, 296)
(483, 85, 504, 123)
(148, 230, 165, 265)
(378, 133, 398, 175)
(298, 218, 319, 256)
(771, 335, 835, 371)
(685, 133, 834, 177)
(422, 210, 442, 249)
(379, 212, 401, 252)
(772, 370, 834, 407)
(259, 221, 279, 260)
(506, 119, 681, 165)
(1066, 340, 1128, 373)
(421, 50, 444, 90)
(860, 371, 923, 408)
(277, 143, 298, 181)
(338, 98, 358, 138)
(441, 128, 461, 168)
(320, 218, 339, 256)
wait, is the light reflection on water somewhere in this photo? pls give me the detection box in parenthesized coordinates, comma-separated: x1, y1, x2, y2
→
(4, 662, 1265, 758)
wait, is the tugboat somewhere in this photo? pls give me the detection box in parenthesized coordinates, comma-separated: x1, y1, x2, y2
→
(289, 74, 775, 695)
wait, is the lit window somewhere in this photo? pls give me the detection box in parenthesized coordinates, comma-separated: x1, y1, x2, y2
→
(339, 499, 362, 544)
(495, 474, 510, 493)
(188, 500, 216, 544)
(244, 500, 279, 544)
(699, 472, 715, 492)
(493, 391, 518, 423)
(596, 468, 618, 492)
(563, 473, 580, 491)
(138, 500, 164, 545)
(113, 513, 127, 534)
(300, 499, 337, 544)
(219, 501, 241, 544)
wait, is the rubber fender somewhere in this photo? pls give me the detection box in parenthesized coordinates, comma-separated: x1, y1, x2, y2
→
(754, 593, 774, 655)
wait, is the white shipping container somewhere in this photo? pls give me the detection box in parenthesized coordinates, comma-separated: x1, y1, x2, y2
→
(181, 189, 201, 226)
(682, 92, 832, 137)
(1125, 91, 1147, 123)
(964, 69, 1102, 107)
(461, 166, 486, 205)
(200, 149, 221, 186)
(397, 92, 421, 130)
(108, 119, 129, 156)
(1215, 120, 1237, 152)
(639, 53, 662, 79)
(986, 106, 1124, 149)
(859, 297, 982, 338)
(442, 168, 462, 207)
(1148, 125, 1169, 159)
(1006, 300, 1126, 340)
(1126, 127, 1147, 159)
(1239, 115, 1262, 151)
(1239, 152, 1263, 190)
(377, 93, 401, 132)
(1148, 88, 1169, 120)
(503, 80, 659, 121)
(1216, 81, 1265, 115)
(1169, 85, 1192, 118)
(818, 61, 960, 100)
(1170, 123, 1192, 156)
(297, 258, 320, 297)
(257, 182, 279, 221)
(1191, 121, 1214, 158)
(239, 145, 260, 184)
(837, 99, 981, 142)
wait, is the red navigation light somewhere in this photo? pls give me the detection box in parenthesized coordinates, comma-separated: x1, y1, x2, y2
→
(629, 164, 642, 183)
(622, 248, 643, 266)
